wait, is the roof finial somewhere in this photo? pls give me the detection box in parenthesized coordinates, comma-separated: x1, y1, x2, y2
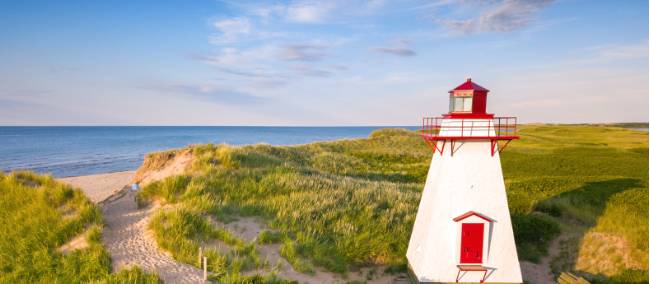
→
(466, 76, 472, 82)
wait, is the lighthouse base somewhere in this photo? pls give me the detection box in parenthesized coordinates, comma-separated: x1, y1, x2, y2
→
(407, 264, 493, 284)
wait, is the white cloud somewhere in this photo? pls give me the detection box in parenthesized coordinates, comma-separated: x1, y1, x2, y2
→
(211, 17, 252, 43)
(286, 2, 334, 23)
(248, 4, 285, 20)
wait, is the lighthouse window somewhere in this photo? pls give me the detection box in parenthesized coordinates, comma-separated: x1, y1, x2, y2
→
(463, 97, 473, 111)
(451, 96, 473, 112)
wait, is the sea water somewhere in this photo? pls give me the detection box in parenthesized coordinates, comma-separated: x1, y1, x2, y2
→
(0, 126, 415, 177)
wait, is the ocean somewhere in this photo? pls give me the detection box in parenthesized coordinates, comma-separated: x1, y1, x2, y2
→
(0, 126, 415, 177)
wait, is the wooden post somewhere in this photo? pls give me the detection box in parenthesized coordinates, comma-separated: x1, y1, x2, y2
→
(198, 247, 203, 266)
(203, 256, 208, 281)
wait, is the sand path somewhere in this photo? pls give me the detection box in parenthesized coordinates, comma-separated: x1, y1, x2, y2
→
(59, 171, 205, 283)
(102, 189, 205, 283)
(520, 233, 571, 284)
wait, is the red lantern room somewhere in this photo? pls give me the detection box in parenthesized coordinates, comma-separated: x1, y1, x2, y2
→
(420, 78, 519, 156)
(445, 78, 492, 119)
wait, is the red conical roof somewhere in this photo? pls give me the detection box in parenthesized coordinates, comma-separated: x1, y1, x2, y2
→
(449, 77, 489, 93)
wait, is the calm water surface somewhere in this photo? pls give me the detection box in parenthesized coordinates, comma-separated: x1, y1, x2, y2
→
(0, 126, 415, 177)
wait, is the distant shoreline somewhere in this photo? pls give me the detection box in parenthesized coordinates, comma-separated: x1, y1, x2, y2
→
(1, 126, 412, 178)
(3, 124, 647, 178)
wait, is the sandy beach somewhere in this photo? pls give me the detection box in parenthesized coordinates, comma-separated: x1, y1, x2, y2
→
(58, 171, 135, 203)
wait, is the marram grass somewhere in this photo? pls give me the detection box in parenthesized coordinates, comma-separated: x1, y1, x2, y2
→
(0, 171, 160, 284)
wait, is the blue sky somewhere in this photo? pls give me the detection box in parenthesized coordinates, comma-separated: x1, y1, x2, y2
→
(1, 0, 647, 125)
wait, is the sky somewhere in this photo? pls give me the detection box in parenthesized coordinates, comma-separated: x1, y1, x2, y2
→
(0, 0, 648, 126)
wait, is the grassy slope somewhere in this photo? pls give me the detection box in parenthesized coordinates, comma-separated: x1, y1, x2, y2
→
(138, 125, 648, 283)
(503, 125, 648, 283)
(0, 172, 160, 284)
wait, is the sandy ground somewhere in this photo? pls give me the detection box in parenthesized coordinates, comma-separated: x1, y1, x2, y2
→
(102, 190, 205, 283)
(58, 171, 135, 203)
(58, 228, 90, 254)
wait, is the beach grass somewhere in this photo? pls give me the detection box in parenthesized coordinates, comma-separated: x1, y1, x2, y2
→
(136, 124, 647, 283)
(0, 171, 160, 284)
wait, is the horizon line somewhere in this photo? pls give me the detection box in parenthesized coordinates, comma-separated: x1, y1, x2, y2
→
(0, 122, 648, 127)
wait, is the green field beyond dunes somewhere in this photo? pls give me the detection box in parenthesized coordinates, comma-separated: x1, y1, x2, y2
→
(135, 124, 648, 283)
(0, 172, 160, 284)
(504, 125, 648, 283)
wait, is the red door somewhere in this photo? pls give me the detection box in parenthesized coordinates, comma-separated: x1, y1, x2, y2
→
(460, 223, 484, 263)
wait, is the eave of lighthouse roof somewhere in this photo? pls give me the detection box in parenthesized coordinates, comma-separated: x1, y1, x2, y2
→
(453, 211, 494, 223)
(449, 80, 489, 93)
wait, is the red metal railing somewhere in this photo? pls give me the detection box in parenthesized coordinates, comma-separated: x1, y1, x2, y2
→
(420, 116, 518, 139)
(419, 116, 519, 156)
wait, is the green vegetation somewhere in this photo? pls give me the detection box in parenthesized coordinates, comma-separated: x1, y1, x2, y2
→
(100, 267, 162, 284)
(138, 125, 648, 283)
(147, 207, 260, 276)
(0, 171, 160, 284)
(504, 125, 648, 282)
(257, 230, 284, 244)
(139, 128, 425, 282)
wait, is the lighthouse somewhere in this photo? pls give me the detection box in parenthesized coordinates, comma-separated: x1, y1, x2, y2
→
(407, 78, 522, 283)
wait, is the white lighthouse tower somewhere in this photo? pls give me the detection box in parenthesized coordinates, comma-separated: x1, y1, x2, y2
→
(407, 78, 522, 283)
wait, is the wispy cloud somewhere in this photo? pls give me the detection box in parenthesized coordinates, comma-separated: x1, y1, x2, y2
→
(280, 44, 326, 61)
(373, 46, 416, 56)
(200, 1, 365, 86)
(151, 84, 268, 105)
(291, 65, 332, 77)
(197, 41, 341, 84)
(201, 46, 286, 81)
(210, 17, 251, 43)
(372, 40, 416, 57)
(587, 42, 649, 61)
(436, 0, 554, 34)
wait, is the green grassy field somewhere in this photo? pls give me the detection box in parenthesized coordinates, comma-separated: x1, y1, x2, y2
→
(0, 172, 160, 284)
(504, 125, 648, 283)
(136, 124, 647, 283)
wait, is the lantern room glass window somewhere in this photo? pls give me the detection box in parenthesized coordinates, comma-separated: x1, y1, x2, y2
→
(450, 96, 473, 112)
